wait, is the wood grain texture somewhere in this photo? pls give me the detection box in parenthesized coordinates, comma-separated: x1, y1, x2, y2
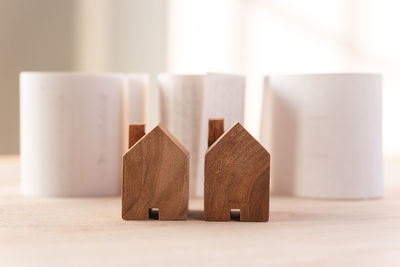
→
(128, 124, 145, 148)
(2, 156, 400, 266)
(122, 125, 189, 220)
(208, 118, 224, 147)
(205, 122, 270, 222)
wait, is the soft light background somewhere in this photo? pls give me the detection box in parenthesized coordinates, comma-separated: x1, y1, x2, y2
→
(0, 0, 399, 157)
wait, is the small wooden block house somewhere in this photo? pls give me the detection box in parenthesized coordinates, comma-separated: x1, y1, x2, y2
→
(204, 119, 270, 222)
(122, 124, 189, 220)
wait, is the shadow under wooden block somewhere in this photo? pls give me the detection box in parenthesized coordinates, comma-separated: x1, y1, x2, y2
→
(187, 209, 204, 221)
(204, 119, 270, 222)
(122, 124, 189, 220)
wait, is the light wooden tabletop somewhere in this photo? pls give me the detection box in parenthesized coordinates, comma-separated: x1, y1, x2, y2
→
(1, 155, 400, 266)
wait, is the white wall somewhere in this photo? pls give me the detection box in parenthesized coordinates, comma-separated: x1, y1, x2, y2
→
(2, 0, 399, 156)
(0, 0, 168, 154)
(166, 0, 400, 156)
(0, 0, 75, 154)
(74, 0, 167, 129)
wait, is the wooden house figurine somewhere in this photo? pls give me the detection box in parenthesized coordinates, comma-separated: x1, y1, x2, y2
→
(122, 124, 189, 220)
(204, 119, 270, 222)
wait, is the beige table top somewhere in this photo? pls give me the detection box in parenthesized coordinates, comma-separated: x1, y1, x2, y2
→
(1, 155, 400, 266)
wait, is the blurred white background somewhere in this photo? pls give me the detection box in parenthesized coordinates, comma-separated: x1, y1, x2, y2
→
(0, 0, 399, 156)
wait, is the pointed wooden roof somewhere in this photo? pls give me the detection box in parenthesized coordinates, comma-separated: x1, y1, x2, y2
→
(125, 124, 189, 157)
(207, 121, 269, 157)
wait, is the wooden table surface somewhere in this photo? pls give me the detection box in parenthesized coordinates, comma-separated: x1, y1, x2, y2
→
(1, 155, 400, 266)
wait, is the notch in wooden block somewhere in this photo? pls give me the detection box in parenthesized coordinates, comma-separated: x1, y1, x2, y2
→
(204, 120, 270, 222)
(122, 124, 189, 221)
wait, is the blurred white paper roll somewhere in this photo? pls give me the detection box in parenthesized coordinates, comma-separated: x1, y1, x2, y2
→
(121, 73, 149, 150)
(20, 72, 125, 196)
(126, 73, 148, 124)
(159, 73, 245, 196)
(260, 73, 383, 199)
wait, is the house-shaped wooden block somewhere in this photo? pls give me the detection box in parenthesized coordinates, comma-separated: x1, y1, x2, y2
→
(204, 119, 270, 222)
(122, 124, 189, 220)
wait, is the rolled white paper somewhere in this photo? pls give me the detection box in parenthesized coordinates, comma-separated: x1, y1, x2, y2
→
(260, 73, 383, 199)
(159, 73, 245, 196)
(126, 73, 148, 124)
(20, 72, 125, 196)
(121, 73, 149, 151)
(159, 74, 204, 197)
